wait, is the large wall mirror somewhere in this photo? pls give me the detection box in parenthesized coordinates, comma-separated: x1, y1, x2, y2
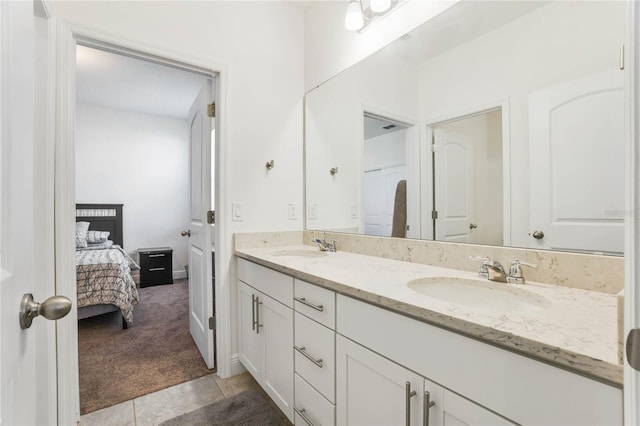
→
(305, 0, 627, 255)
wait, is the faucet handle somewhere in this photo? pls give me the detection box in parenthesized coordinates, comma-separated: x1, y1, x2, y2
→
(469, 256, 490, 279)
(507, 260, 539, 284)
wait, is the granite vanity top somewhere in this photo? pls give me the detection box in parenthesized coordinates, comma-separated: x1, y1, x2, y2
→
(235, 245, 622, 386)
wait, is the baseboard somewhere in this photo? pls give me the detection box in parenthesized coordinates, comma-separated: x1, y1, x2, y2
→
(173, 269, 187, 280)
(230, 353, 247, 377)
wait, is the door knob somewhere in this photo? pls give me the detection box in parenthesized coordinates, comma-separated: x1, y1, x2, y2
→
(19, 293, 72, 329)
(181, 230, 191, 237)
(627, 328, 640, 371)
(532, 230, 545, 239)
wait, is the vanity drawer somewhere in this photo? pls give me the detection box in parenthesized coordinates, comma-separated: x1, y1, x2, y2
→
(294, 312, 335, 402)
(237, 258, 293, 308)
(295, 373, 335, 426)
(294, 279, 335, 329)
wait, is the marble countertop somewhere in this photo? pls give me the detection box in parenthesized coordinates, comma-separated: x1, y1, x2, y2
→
(235, 245, 622, 386)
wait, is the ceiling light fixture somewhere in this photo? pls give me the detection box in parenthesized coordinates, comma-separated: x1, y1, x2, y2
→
(344, 0, 399, 32)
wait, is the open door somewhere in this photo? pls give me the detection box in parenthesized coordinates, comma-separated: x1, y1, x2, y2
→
(0, 1, 58, 424)
(186, 80, 215, 369)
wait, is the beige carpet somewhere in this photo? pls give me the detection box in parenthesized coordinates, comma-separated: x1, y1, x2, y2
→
(78, 279, 214, 414)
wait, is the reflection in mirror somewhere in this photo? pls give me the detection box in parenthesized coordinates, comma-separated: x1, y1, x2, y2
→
(305, 0, 626, 255)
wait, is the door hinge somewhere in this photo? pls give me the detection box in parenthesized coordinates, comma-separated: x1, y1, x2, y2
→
(620, 44, 625, 70)
(209, 315, 216, 330)
(432, 210, 438, 220)
(627, 328, 640, 370)
(207, 102, 216, 118)
(431, 143, 438, 153)
(207, 210, 215, 224)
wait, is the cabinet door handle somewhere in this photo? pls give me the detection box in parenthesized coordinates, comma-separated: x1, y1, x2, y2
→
(294, 407, 315, 426)
(294, 345, 323, 368)
(293, 297, 324, 312)
(423, 391, 436, 426)
(148, 253, 165, 257)
(405, 381, 416, 426)
(251, 294, 256, 331)
(255, 296, 263, 334)
(148, 267, 165, 272)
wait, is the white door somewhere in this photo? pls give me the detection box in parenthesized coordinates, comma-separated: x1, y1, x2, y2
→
(529, 69, 624, 254)
(336, 335, 425, 426)
(237, 281, 261, 378)
(261, 295, 294, 421)
(0, 1, 57, 424)
(363, 166, 405, 237)
(434, 127, 474, 243)
(187, 81, 215, 368)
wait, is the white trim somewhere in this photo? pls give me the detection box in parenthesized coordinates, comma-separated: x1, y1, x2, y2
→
(624, 1, 639, 423)
(53, 20, 233, 424)
(173, 270, 188, 280)
(422, 99, 512, 246)
(230, 353, 247, 377)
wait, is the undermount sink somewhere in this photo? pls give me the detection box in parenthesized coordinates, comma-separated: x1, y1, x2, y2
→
(407, 277, 551, 312)
(271, 249, 329, 258)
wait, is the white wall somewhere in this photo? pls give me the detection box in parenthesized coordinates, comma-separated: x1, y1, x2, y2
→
(364, 130, 406, 171)
(53, 0, 305, 375)
(75, 102, 189, 275)
(304, 0, 458, 91)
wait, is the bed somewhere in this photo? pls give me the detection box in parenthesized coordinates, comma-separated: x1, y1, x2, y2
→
(76, 204, 140, 329)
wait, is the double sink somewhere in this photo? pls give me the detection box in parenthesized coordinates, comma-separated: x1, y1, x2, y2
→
(270, 248, 551, 313)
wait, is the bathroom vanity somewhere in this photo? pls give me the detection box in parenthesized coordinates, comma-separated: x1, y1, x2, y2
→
(235, 238, 622, 425)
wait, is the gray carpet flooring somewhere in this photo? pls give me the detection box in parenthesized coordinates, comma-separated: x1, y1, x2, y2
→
(160, 390, 290, 426)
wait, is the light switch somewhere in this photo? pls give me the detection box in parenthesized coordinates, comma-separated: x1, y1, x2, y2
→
(232, 202, 243, 222)
(288, 203, 298, 220)
(308, 204, 318, 220)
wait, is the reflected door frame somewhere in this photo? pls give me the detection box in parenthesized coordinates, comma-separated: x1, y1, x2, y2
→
(422, 99, 511, 245)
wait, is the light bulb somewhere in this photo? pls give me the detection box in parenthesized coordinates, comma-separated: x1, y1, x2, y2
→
(370, 0, 391, 13)
(345, 0, 364, 31)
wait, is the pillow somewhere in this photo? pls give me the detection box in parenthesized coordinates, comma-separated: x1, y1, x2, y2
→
(86, 230, 110, 244)
(75, 222, 90, 248)
(84, 240, 114, 250)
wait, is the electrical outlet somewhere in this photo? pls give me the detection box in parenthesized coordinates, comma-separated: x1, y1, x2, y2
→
(232, 202, 244, 222)
(308, 204, 318, 220)
(288, 203, 298, 220)
(350, 205, 358, 219)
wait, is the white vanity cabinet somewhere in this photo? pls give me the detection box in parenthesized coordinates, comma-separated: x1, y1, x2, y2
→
(237, 259, 294, 422)
(294, 278, 337, 426)
(336, 335, 513, 426)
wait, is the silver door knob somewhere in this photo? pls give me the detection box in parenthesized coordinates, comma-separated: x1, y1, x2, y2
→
(19, 293, 72, 329)
(532, 230, 545, 239)
(181, 230, 191, 237)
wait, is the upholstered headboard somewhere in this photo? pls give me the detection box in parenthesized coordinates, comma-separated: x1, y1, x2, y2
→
(75, 204, 124, 248)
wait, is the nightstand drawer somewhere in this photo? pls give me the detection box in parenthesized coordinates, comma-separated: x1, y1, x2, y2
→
(139, 247, 173, 287)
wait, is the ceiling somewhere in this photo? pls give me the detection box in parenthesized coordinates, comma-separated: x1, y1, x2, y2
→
(76, 45, 208, 119)
(364, 115, 409, 140)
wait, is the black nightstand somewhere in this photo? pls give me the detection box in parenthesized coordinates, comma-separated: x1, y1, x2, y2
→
(139, 247, 173, 288)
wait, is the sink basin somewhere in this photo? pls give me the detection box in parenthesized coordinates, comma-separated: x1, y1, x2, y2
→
(271, 249, 329, 258)
(407, 277, 551, 312)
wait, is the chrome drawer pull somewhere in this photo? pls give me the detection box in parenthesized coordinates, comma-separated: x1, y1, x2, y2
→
(294, 345, 323, 368)
(148, 267, 166, 272)
(405, 381, 416, 426)
(294, 407, 316, 426)
(148, 253, 165, 257)
(255, 297, 263, 334)
(294, 297, 324, 312)
(423, 391, 436, 426)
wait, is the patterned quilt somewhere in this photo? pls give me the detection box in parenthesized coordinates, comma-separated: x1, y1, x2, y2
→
(76, 245, 140, 325)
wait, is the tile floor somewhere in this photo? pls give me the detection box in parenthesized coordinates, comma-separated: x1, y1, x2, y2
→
(80, 372, 278, 426)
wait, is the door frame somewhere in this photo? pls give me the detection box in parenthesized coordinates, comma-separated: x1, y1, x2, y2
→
(53, 21, 232, 424)
(423, 99, 511, 245)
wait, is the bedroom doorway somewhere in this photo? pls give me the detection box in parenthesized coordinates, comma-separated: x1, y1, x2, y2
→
(73, 43, 218, 415)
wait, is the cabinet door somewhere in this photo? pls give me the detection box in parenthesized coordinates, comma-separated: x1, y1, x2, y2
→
(337, 335, 425, 426)
(262, 293, 294, 422)
(238, 280, 262, 378)
(442, 390, 513, 426)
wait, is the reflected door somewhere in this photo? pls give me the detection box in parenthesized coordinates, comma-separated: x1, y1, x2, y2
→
(434, 127, 474, 243)
(363, 166, 405, 236)
(529, 69, 624, 254)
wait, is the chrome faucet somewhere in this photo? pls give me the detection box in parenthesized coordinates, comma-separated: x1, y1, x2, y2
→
(470, 256, 538, 284)
(312, 238, 338, 252)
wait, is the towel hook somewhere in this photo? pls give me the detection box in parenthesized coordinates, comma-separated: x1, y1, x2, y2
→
(330, 166, 338, 176)
(265, 160, 274, 170)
